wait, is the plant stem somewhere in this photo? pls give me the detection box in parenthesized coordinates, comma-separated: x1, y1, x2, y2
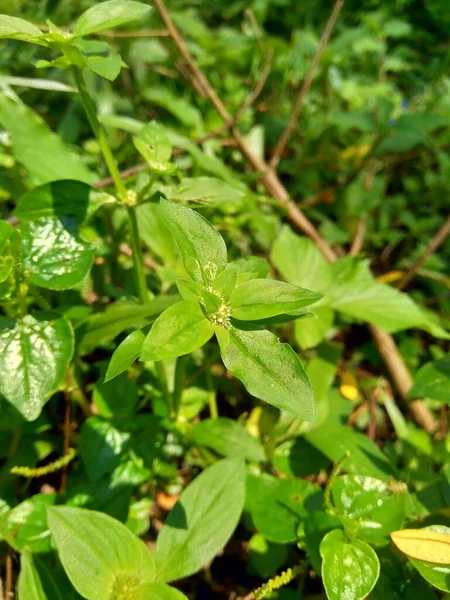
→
(324, 451, 349, 510)
(72, 67, 148, 304)
(173, 355, 187, 418)
(206, 370, 218, 418)
(156, 362, 173, 419)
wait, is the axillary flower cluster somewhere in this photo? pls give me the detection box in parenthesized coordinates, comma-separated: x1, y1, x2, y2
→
(205, 285, 232, 329)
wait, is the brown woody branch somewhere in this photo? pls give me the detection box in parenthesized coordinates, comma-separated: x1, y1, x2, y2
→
(151, 0, 436, 432)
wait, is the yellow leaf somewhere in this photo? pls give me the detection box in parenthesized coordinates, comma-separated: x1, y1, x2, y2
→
(376, 270, 404, 284)
(391, 528, 450, 564)
(340, 371, 359, 401)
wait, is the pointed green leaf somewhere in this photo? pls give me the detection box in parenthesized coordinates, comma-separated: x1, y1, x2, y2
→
(0, 312, 74, 421)
(160, 200, 227, 285)
(105, 329, 145, 382)
(73, 0, 151, 38)
(320, 529, 380, 600)
(86, 52, 122, 81)
(14, 180, 115, 224)
(0, 15, 46, 45)
(229, 278, 322, 321)
(141, 301, 214, 362)
(217, 327, 316, 421)
(48, 506, 155, 600)
(21, 217, 95, 290)
(154, 457, 245, 582)
(408, 356, 450, 404)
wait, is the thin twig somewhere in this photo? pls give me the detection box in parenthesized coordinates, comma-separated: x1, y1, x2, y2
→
(349, 218, 367, 256)
(151, 0, 436, 433)
(269, 0, 344, 168)
(5, 550, 13, 600)
(397, 215, 450, 290)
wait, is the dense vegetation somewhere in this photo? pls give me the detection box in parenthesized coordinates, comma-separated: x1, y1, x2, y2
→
(0, 0, 449, 598)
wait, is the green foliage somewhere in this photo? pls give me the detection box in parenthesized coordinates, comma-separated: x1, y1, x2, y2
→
(0, 0, 449, 598)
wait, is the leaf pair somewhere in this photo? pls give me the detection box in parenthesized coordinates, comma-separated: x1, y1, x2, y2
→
(135, 200, 321, 421)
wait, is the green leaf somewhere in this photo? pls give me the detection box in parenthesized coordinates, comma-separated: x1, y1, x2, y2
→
(230, 256, 270, 285)
(165, 177, 245, 209)
(160, 200, 227, 286)
(14, 180, 115, 224)
(176, 279, 221, 313)
(133, 122, 175, 174)
(271, 226, 332, 292)
(408, 356, 450, 404)
(331, 475, 407, 545)
(79, 417, 130, 481)
(304, 511, 343, 573)
(229, 278, 322, 321)
(0, 312, 74, 421)
(86, 52, 122, 81)
(137, 583, 188, 600)
(105, 329, 145, 382)
(73, 0, 151, 37)
(18, 552, 58, 600)
(304, 423, 396, 481)
(191, 417, 265, 462)
(294, 306, 335, 350)
(248, 533, 289, 579)
(154, 457, 246, 582)
(0, 221, 14, 283)
(320, 529, 380, 600)
(21, 217, 95, 290)
(8, 493, 57, 553)
(94, 367, 138, 417)
(77, 296, 179, 355)
(217, 327, 316, 421)
(410, 547, 450, 593)
(48, 506, 155, 600)
(329, 258, 449, 337)
(246, 474, 323, 543)
(141, 301, 214, 362)
(0, 94, 94, 186)
(0, 15, 45, 45)
(145, 87, 203, 132)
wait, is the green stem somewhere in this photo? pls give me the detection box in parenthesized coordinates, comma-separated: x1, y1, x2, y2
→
(206, 370, 218, 419)
(72, 67, 148, 304)
(156, 362, 173, 419)
(173, 355, 187, 419)
(126, 206, 150, 303)
(324, 451, 349, 511)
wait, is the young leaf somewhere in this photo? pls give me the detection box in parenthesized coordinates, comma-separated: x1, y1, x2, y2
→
(390, 526, 450, 563)
(73, 0, 151, 38)
(86, 52, 122, 81)
(160, 200, 227, 285)
(14, 180, 115, 224)
(176, 279, 221, 313)
(133, 122, 175, 174)
(217, 327, 316, 421)
(105, 329, 145, 382)
(0, 312, 74, 421)
(48, 506, 156, 600)
(140, 300, 214, 362)
(229, 278, 322, 321)
(191, 417, 265, 462)
(21, 217, 95, 290)
(154, 457, 246, 582)
(0, 15, 46, 45)
(320, 529, 380, 600)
